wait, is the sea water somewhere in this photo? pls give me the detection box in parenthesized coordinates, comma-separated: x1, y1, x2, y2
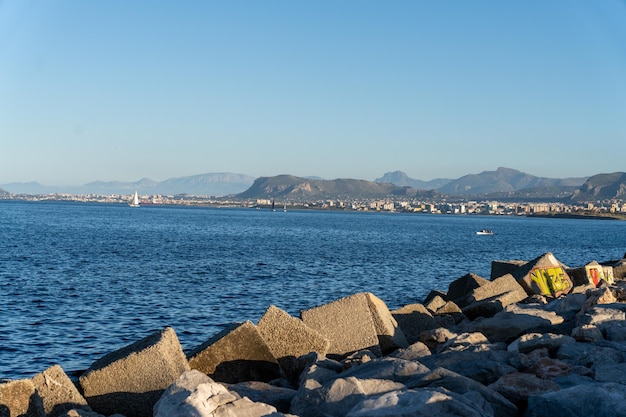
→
(1, 200, 625, 379)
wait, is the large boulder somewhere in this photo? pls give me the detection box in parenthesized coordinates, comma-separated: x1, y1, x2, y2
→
(525, 382, 626, 417)
(79, 326, 190, 417)
(227, 381, 297, 414)
(0, 379, 45, 417)
(257, 305, 330, 381)
(512, 252, 573, 297)
(187, 321, 280, 384)
(510, 333, 575, 355)
(339, 357, 431, 385)
(411, 367, 518, 417)
(417, 348, 516, 386)
(488, 372, 560, 406)
(32, 365, 90, 417)
(345, 387, 494, 417)
(290, 376, 405, 417)
(153, 370, 284, 417)
(464, 304, 564, 343)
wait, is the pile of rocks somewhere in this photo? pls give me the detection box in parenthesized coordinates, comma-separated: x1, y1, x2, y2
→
(3, 252, 626, 417)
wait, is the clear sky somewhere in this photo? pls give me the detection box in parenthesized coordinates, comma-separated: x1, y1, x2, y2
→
(1, 1, 625, 186)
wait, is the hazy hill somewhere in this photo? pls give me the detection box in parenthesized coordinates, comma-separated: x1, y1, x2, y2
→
(236, 175, 439, 200)
(437, 167, 587, 195)
(155, 173, 255, 196)
(571, 172, 626, 200)
(375, 171, 452, 190)
(2, 173, 255, 196)
(83, 178, 160, 195)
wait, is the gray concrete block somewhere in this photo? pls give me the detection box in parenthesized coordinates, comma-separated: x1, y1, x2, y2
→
(514, 252, 573, 297)
(187, 320, 280, 384)
(300, 293, 382, 358)
(447, 273, 490, 305)
(364, 292, 408, 353)
(257, 305, 329, 380)
(467, 273, 527, 304)
(391, 303, 438, 345)
(32, 365, 89, 417)
(491, 259, 526, 280)
(0, 379, 44, 417)
(424, 294, 447, 313)
(79, 326, 190, 417)
(462, 289, 529, 320)
(568, 261, 612, 287)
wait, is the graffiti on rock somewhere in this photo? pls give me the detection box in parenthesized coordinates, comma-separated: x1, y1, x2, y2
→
(529, 266, 571, 296)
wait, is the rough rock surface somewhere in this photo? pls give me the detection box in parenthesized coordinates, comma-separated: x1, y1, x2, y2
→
(301, 293, 383, 358)
(32, 365, 90, 417)
(0, 379, 45, 417)
(79, 326, 190, 417)
(187, 320, 280, 384)
(257, 305, 330, 381)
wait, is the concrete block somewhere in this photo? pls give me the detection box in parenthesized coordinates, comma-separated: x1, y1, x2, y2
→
(79, 326, 190, 417)
(257, 305, 330, 380)
(568, 261, 613, 287)
(513, 252, 573, 297)
(32, 365, 89, 417)
(447, 273, 490, 306)
(424, 294, 447, 313)
(467, 273, 528, 304)
(603, 266, 615, 284)
(300, 293, 382, 358)
(391, 303, 438, 344)
(462, 289, 530, 320)
(364, 292, 408, 353)
(423, 289, 448, 304)
(187, 320, 280, 384)
(491, 259, 526, 280)
(0, 379, 45, 417)
(601, 257, 626, 280)
(434, 301, 463, 316)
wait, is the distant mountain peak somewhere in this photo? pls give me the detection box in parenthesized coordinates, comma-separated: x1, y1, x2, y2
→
(374, 171, 452, 190)
(437, 167, 588, 195)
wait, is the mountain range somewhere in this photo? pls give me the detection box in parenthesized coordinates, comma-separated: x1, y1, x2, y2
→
(2, 167, 626, 201)
(237, 175, 438, 201)
(1, 173, 255, 197)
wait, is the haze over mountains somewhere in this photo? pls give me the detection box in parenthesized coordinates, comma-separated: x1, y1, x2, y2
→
(2, 167, 625, 201)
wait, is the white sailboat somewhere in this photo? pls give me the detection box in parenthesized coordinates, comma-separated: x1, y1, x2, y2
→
(129, 191, 140, 207)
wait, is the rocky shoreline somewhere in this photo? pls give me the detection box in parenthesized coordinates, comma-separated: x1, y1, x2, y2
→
(3, 252, 626, 417)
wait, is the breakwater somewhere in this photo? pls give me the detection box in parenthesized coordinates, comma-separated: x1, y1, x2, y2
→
(4, 201, 626, 382)
(3, 252, 626, 417)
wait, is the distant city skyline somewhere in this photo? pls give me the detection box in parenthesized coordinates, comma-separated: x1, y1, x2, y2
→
(2, 1, 625, 186)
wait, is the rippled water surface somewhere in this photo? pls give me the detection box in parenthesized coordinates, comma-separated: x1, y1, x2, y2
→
(2, 200, 626, 379)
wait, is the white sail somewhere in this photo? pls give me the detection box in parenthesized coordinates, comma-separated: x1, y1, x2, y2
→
(129, 191, 140, 207)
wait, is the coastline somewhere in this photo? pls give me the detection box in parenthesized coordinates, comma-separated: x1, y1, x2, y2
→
(527, 212, 626, 221)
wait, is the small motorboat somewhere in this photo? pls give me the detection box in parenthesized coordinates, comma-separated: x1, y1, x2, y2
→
(476, 229, 494, 235)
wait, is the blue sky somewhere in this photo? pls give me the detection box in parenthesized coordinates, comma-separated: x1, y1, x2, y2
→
(1, 1, 625, 186)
